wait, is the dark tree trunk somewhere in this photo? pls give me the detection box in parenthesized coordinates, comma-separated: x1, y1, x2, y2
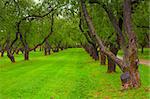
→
(7, 51, 15, 63)
(55, 47, 59, 52)
(34, 48, 36, 52)
(20, 48, 24, 54)
(24, 50, 29, 60)
(40, 46, 42, 51)
(60, 47, 64, 50)
(80, 0, 141, 89)
(44, 48, 47, 55)
(47, 47, 50, 55)
(121, 0, 141, 88)
(100, 52, 106, 65)
(16, 49, 19, 54)
(83, 43, 99, 60)
(1, 50, 4, 57)
(92, 44, 99, 60)
(93, 48, 99, 60)
(24, 45, 29, 60)
(107, 57, 116, 72)
(107, 44, 119, 73)
(44, 40, 51, 55)
(141, 46, 144, 54)
(81, 0, 124, 69)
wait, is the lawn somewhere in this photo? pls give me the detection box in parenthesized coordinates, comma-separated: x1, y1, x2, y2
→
(0, 48, 150, 99)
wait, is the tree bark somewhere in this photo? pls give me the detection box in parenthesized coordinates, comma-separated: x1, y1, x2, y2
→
(79, 11, 99, 61)
(7, 50, 15, 63)
(80, 0, 124, 71)
(80, 0, 141, 88)
(141, 46, 144, 54)
(92, 45, 99, 60)
(100, 52, 106, 65)
(16, 49, 19, 54)
(107, 44, 118, 73)
(121, 0, 141, 88)
(44, 40, 51, 55)
(24, 50, 29, 60)
(44, 47, 47, 55)
(1, 50, 4, 57)
(34, 48, 36, 52)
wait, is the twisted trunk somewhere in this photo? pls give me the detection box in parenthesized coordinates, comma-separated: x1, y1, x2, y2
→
(7, 50, 15, 63)
(100, 52, 106, 65)
(81, 0, 124, 71)
(107, 44, 118, 73)
(80, 0, 141, 88)
(121, 0, 140, 88)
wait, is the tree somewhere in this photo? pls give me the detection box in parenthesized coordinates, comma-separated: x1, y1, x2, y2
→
(80, 0, 141, 89)
(132, 0, 149, 53)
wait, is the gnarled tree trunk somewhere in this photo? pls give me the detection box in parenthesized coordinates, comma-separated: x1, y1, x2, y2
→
(107, 44, 118, 73)
(80, 0, 141, 89)
(100, 52, 106, 65)
(121, 0, 141, 88)
(7, 50, 15, 63)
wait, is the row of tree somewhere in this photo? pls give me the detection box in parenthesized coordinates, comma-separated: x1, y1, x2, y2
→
(0, 0, 149, 89)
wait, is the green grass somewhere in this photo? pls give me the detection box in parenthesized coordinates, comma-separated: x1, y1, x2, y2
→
(118, 48, 150, 60)
(0, 48, 150, 99)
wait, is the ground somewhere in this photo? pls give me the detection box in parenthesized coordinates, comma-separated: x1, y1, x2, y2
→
(0, 48, 150, 99)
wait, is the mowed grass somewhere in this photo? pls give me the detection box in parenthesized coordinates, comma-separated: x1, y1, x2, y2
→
(0, 48, 150, 99)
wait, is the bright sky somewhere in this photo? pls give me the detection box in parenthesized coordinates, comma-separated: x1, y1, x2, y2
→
(33, 0, 43, 4)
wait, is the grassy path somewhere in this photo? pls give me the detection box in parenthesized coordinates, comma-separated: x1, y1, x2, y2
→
(117, 56, 150, 66)
(0, 48, 150, 99)
(139, 59, 150, 66)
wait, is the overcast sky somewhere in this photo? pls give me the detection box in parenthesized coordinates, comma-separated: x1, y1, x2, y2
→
(33, 0, 43, 4)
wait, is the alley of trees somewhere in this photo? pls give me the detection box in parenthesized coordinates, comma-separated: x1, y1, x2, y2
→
(0, 0, 149, 95)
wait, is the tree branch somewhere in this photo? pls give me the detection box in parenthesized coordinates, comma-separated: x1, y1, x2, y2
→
(80, 0, 124, 71)
(29, 13, 54, 51)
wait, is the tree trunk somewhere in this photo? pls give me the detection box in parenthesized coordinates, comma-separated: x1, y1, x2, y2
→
(44, 40, 51, 55)
(80, 0, 124, 70)
(7, 51, 15, 63)
(16, 49, 19, 54)
(83, 43, 99, 60)
(45, 48, 50, 55)
(1, 50, 4, 57)
(107, 57, 116, 72)
(47, 47, 50, 55)
(107, 44, 118, 73)
(80, 0, 141, 89)
(93, 47, 99, 60)
(40, 46, 42, 51)
(20, 48, 24, 54)
(141, 46, 144, 54)
(92, 44, 99, 60)
(24, 45, 29, 60)
(121, 0, 141, 88)
(24, 50, 29, 60)
(34, 48, 36, 52)
(100, 52, 106, 65)
(44, 47, 48, 55)
(60, 47, 64, 50)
